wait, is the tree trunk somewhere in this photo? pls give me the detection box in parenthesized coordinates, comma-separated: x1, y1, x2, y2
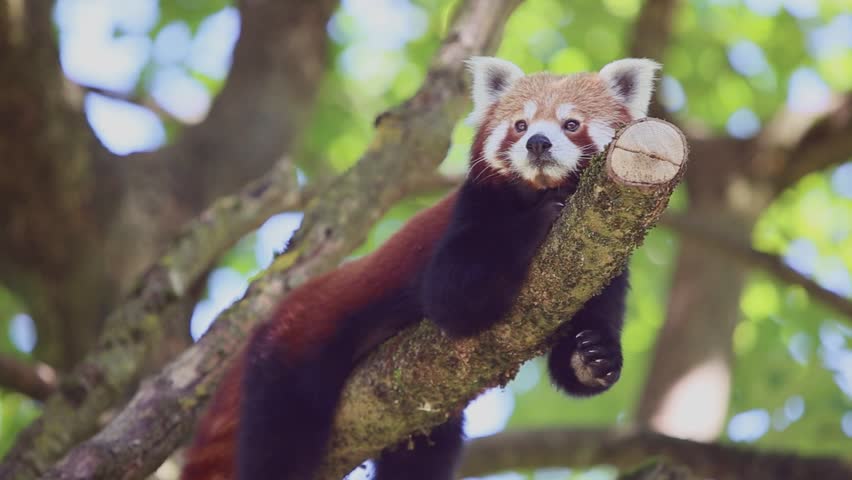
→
(635, 137, 765, 439)
(0, 0, 110, 368)
(0, 0, 336, 372)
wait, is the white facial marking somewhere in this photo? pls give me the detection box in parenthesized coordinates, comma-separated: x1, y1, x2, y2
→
(557, 103, 575, 120)
(508, 120, 582, 183)
(524, 100, 538, 120)
(588, 121, 616, 150)
(483, 120, 509, 170)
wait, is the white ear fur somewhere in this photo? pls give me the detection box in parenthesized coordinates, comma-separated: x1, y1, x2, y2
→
(466, 56, 525, 126)
(598, 58, 661, 119)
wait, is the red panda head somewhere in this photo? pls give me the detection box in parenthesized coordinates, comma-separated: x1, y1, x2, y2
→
(466, 57, 661, 190)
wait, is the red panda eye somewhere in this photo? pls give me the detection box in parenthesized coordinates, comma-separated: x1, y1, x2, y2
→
(563, 119, 580, 132)
(514, 120, 527, 133)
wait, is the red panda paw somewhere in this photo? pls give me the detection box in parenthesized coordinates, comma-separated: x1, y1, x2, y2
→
(548, 328, 623, 397)
(570, 330, 622, 389)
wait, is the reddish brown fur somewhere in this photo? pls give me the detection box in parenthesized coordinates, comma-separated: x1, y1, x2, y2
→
(489, 72, 633, 128)
(181, 191, 459, 479)
(182, 354, 245, 480)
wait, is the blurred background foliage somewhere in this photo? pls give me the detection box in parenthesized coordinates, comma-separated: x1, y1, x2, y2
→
(1, 0, 850, 478)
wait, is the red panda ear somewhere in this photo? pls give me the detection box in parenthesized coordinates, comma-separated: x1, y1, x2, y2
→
(466, 56, 525, 127)
(599, 58, 661, 119)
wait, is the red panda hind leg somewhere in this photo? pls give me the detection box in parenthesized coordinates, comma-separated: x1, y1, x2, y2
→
(373, 415, 464, 480)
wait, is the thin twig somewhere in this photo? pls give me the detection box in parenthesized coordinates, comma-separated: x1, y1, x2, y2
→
(0, 354, 57, 402)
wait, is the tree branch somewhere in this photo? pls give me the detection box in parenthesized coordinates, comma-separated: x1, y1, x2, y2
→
(775, 94, 852, 192)
(309, 118, 687, 478)
(660, 212, 852, 320)
(113, 0, 338, 214)
(0, 161, 303, 479)
(36, 2, 524, 479)
(0, 354, 57, 402)
(458, 428, 852, 480)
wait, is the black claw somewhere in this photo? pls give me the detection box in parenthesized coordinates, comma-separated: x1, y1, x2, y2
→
(575, 330, 601, 347)
(588, 360, 611, 371)
(567, 328, 623, 387)
(575, 329, 596, 339)
(582, 347, 605, 357)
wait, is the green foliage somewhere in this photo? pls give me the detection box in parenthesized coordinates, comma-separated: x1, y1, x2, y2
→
(156, 0, 232, 33)
(731, 165, 852, 457)
(0, 394, 40, 458)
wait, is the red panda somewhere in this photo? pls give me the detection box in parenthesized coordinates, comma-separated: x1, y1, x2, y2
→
(181, 56, 660, 480)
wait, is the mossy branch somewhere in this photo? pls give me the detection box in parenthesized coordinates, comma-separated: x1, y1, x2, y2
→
(313, 118, 687, 478)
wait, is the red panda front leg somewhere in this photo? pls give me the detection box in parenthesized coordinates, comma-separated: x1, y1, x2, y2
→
(421, 181, 565, 338)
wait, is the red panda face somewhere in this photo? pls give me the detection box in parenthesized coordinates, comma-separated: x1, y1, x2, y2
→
(467, 57, 661, 190)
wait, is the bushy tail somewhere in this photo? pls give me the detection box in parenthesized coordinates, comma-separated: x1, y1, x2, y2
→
(181, 353, 245, 480)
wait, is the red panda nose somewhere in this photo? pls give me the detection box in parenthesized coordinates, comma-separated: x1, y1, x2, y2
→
(526, 134, 552, 155)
